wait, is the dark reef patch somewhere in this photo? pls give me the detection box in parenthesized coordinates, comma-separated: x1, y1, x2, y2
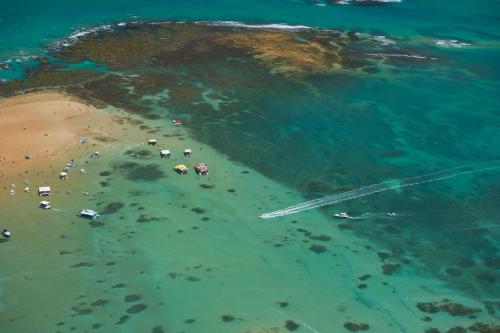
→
(127, 164, 165, 181)
(151, 326, 166, 333)
(126, 304, 147, 314)
(112, 283, 126, 288)
(71, 305, 93, 316)
(71, 262, 93, 268)
(137, 215, 163, 223)
(344, 321, 370, 331)
(90, 299, 109, 307)
(309, 234, 331, 241)
(100, 202, 125, 215)
(309, 244, 327, 254)
(358, 274, 371, 281)
(445, 267, 463, 277)
(221, 314, 235, 322)
(116, 315, 129, 324)
(382, 263, 401, 275)
(417, 300, 481, 316)
(124, 294, 142, 303)
(277, 301, 289, 308)
(113, 162, 165, 181)
(425, 329, 441, 333)
(285, 320, 300, 331)
(468, 322, 500, 333)
(124, 148, 153, 158)
(191, 207, 205, 214)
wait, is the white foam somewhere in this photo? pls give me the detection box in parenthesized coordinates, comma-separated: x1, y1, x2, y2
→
(366, 52, 433, 60)
(373, 35, 396, 45)
(196, 20, 313, 31)
(336, 0, 402, 4)
(435, 39, 471, 48)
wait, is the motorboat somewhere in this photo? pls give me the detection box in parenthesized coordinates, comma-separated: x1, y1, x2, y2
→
(194, 163, 208, 175)
(183, 149, 192, 157)
(160, 150, 171, 158)
(174, 164, 189, 174)
(79, 209, 100, 220)
(334, 212, 350, 219)
(39, 201, 51, 209)
(2, 229, 11, 238)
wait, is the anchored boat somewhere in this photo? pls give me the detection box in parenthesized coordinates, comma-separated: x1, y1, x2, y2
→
(39, 201, 51, 209)
(2, 229, 11, 239)
(174, 164, 189, 174)
(183, 149, 192, 157)
(194, 163, 208, 175)
(160, 149, 171, 158)
(79, 209, 100, 220)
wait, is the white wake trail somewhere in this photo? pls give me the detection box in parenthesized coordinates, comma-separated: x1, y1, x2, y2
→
(258, 162, 499, 219)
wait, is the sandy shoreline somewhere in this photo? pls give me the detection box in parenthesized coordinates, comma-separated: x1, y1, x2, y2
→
(0, 91, 117, 180)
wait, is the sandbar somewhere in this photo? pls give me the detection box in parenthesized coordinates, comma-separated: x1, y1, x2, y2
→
(0, 91, 115, 178)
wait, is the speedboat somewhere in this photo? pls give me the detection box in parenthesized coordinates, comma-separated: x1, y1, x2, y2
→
(334, 212, 350, 219)
(79, 209, 100, 220)
(2, 229, 11, 238)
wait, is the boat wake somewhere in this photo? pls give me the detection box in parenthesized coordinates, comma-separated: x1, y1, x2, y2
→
(346, 212, 406, 220)
(258, 161, 499, 219)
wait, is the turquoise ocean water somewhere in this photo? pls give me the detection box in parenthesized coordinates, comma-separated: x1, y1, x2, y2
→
(0, 1, 499, 332)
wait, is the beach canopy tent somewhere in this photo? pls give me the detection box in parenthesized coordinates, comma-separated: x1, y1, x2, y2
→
(38, 186, 51, 196)
(183, 149, 192, 157)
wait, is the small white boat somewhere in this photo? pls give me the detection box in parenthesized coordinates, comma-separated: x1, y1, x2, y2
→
(39, 201, 51, 209)
(2, 229, 11, 239)
(160, 149, 171, 158)
(334, 212, 350, 219)
(386, 212, 397, 217)
(79, 209, 100, 220)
